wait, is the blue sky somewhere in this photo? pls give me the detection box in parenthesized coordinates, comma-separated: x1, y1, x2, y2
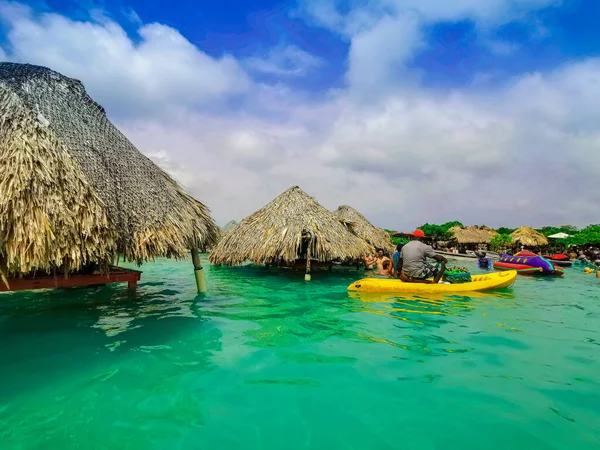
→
(1, 0, 599, 228)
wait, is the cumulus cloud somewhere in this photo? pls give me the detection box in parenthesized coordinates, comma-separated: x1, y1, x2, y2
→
(0, 0, 598, 229)
(0, 2, 249, 120)
(245, 44, 323, 76)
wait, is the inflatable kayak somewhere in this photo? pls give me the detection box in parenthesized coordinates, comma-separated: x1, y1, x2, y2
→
(494, 252, 565, 276)
(347, 270, 517, 294)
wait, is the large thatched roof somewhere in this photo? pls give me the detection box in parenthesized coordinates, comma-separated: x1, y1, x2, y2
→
(449, 226, 498, 244)
(333, 205, 393, 253)
(510, 226, 549, 247)
(0, 62, 218, 276)
(209, 186, 373, 265)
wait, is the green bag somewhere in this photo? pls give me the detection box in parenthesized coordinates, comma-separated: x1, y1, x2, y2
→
(443, 266, 472, 284)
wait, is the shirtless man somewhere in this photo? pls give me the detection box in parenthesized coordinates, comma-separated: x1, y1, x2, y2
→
(378, 260, 393, 276)
(362, 253, 377, 270)
(374, 248, 391, 271)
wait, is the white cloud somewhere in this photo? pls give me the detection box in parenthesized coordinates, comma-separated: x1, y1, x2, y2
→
(347, 13, 423, 92)
(299, 0, 557, 92)
(486, 40, 519, 55)
(0, 1, 598, 230)
(245, 44, 322, 76)
(0, 3, 249, 120)
(301, 0, 560, 29)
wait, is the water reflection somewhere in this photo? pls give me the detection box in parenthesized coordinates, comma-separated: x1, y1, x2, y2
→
(0, 281, 218, 404)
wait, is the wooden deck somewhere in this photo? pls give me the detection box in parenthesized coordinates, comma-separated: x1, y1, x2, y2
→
(0, 267, 142, 292)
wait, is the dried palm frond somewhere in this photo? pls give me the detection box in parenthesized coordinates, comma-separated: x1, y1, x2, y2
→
(0, 62, 219, 276)
(209, 186, 373, 265)
(510, 226, 549, 247)
(449, 226, 498, 244)
(333, 205, 394, 253)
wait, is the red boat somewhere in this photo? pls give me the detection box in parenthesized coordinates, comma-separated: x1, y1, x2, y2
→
(542, 254, 573, 267)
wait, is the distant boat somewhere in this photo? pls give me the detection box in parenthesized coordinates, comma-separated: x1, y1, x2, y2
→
(436, 250, 499, 261)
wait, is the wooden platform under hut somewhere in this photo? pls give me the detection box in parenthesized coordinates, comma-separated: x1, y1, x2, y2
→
(0, 267, 142, 292)
(209, 186, 373, 279)
(0, 63, 218, 293)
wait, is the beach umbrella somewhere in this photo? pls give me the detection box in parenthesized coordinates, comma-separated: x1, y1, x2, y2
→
(548, 232, 570, 239)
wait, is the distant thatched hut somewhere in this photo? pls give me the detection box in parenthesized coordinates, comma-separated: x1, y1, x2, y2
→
(449, 226, 498, 250)
(210, 186, 373, 278)
(0, 63, 219, 291)
(221, 220, 239, 233)
(510, 226, 549, 248)
(333, 205, 393, 254)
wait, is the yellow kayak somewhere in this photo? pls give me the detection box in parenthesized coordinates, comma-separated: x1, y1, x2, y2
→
(348, 270, 517, 294)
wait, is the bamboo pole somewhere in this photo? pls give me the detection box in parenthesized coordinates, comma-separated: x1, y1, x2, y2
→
(191, 248, 207, 293)
(305, 243, 312, 281)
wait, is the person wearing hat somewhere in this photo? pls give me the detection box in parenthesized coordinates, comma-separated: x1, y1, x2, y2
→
(397, 229, 448, 283)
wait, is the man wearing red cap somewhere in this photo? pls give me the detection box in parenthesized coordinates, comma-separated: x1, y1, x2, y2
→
(397, 229, 448, 283)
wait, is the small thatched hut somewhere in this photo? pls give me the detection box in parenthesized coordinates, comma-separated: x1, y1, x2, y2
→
(449, 226, 498, 250)
(510, 226, 549, 248)
(210, 186, 373, 278)
(0, 63, 218, 291)
(333, 205, 393, 254)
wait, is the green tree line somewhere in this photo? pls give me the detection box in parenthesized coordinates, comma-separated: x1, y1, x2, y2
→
(385, 223, 600, 246)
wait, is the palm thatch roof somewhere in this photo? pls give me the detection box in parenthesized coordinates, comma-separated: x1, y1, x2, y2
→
(221, 220, 239, 233)
(209, 186, 373, 266)
(333, 205, 393, 253)
(0, 62, 219, 277)
(449, 226, 498, 244)
(510, 226, 549, 247)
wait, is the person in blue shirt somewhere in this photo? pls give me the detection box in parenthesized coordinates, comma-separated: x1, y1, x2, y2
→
(392, 243, 404, 275)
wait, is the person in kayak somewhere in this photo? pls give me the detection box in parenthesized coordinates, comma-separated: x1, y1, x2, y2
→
(397, 230, 447, 283)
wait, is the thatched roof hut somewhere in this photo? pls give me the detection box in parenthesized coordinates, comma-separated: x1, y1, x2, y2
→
(333, 205, 393, 254)
(510, 226, 549, 247)
(221, 220, 239, 233)
(0, 62, 219, 278)
(449, 226, 498, 245)
(209, 186, 373, 269)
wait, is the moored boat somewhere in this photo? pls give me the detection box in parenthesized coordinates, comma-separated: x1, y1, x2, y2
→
(493, 252, 565, 276)
(542, 254, 573, 267)
(347, 270, 517, 293)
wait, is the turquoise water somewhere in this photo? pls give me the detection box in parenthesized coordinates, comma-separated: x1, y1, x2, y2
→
(1, 257, 599, 449)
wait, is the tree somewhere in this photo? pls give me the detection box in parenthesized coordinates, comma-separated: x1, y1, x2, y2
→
(496, 227, 516, 235)
(384, 229, 409, 246)
(418, 221, 463, 240)
(566, 225, 600, 246)
(537, 225, 579, 237)
(490, 234, 512, 252)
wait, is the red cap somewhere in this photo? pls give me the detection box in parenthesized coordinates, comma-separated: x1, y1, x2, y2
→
(413, 229, 425, 238)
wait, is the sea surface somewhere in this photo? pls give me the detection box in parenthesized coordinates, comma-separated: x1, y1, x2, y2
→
(1, 256, 599, 449)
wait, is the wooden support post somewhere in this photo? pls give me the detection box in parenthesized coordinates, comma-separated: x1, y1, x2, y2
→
(127, 280, 137, 290)
(191, 248, 208, 293)
(305, 244, 312, 281)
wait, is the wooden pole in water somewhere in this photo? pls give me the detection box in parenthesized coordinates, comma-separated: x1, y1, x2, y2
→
(305, 243, 312, 281)
(191, 248, 208, 293)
